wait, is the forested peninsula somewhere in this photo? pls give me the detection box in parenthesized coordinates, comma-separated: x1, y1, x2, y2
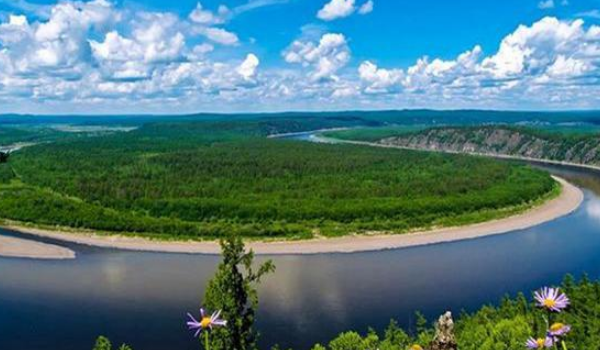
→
(0, 119, 558, 241)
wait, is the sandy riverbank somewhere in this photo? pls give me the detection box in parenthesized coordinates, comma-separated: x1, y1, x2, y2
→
(0, 176, 582, 256)
(0, 235, 75, 259)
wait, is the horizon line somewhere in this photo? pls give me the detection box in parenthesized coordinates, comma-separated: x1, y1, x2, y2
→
(2, 108, 600, 118)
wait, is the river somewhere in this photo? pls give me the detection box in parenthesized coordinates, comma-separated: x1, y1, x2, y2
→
(1, 135, 600, 350)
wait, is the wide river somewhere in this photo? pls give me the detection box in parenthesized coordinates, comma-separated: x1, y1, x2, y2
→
(2, 135, 600, 350)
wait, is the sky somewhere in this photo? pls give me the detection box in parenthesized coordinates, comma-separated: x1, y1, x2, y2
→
(0, 0, 600, 114)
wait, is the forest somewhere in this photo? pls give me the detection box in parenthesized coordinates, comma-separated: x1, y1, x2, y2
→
(0, 119, 557, 239)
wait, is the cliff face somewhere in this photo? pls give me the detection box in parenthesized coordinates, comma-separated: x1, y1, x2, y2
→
(379, 128, 600, 166)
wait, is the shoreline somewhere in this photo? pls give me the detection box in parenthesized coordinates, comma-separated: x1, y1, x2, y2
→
(0, 235, 75, 260)
(0, 176, 583, 256)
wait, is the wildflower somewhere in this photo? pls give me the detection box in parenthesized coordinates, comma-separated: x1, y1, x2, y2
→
(548, 322, 571, 338)
(526, 337, 554, 349)
(534, 287, 570, 312)
(409, 345, 423, 350)
(186, 308, 227, 337)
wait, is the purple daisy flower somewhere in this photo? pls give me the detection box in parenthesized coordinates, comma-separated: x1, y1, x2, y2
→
(526, 337, 554, 349)
(186, 308, 227, 337)
(548, 323, 571, 338)
(534, 287, 570, 312)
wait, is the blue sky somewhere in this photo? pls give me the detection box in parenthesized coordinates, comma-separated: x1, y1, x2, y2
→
(0, 0, 600, 114)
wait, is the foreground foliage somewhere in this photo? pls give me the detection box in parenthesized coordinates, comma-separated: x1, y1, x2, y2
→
(93, 267, 600, 349)
(307, 275, 597, 350)
(202, 236, 275, 350)
(92, 336, 133, 350)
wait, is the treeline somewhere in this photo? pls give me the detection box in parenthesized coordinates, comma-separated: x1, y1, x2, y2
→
(0, 125, 69, 145)
(4, 120, 556, 239)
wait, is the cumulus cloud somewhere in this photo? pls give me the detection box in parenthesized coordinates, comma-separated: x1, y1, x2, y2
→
(480, 17, 590, 79)
(356, 17, 600, 108)
(189, 2, 229, 25)
(283, 33, 350, 81)
(1, 1, 600, 113)
(316, 0, 373, 21)
(186, 2, 240, 46)
(358, 61, 403, 93)
(237, 53, 260, 79)
(0, 0, 115, 77)
(0, 0, 259, 109)
(317, 0, 355, 20)
(90, 12, 187, 80)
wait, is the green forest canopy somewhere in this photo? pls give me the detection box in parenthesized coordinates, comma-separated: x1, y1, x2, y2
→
(0, 119, 556, 239)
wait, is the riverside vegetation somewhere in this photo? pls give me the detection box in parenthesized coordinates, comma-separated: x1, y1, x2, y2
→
(93, 238, 600, 350)
(0, 119, 557, 240)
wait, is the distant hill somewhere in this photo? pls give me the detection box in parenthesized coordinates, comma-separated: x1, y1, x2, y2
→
(3, 109, 600, 128)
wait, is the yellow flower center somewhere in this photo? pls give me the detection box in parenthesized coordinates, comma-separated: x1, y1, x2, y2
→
(550, 323, 564, 332)
(543, 298, 556, 308)
(536, 338, 545, 348)
(410, 345, 423, 350)
(200, 317, 212, 329)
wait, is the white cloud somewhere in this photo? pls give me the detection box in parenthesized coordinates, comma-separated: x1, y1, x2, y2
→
(358, 61, 403, 93)
(283, 33, 350, 81)
(0, 0, 115, 77)
(0, 0, 260, 110)
(189, 2, 228, 25)
(539, 0, 569, 9)
(355, 17, 600, 108)
(186, 2, 240, 46)
(538, 0, 555, 9)
(481, 17, 587, 79)
(90, 12, 186, 80)
(193, 26, 239, 45)
(545, 55, 590, 78)
(1, 1, 600, 113)
(358, 0, 373, 15)
(237, 53, 260, 79)
(316, 0, 373, 21)
(317, 0, 355, 21)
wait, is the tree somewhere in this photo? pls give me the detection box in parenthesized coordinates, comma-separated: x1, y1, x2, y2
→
(92, 336, 133, 350)
(203, 235, 275, 350)
(92, 337, 112, 350)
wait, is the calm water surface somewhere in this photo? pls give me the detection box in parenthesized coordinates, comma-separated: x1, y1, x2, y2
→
(1, 160, 600, 350)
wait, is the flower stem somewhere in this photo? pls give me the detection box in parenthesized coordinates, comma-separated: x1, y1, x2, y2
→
(204, 331, 210, 350)
(561, 340, 568, 350)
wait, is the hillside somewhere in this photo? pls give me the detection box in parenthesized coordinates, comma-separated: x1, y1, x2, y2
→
(374, 127, 600, 166)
